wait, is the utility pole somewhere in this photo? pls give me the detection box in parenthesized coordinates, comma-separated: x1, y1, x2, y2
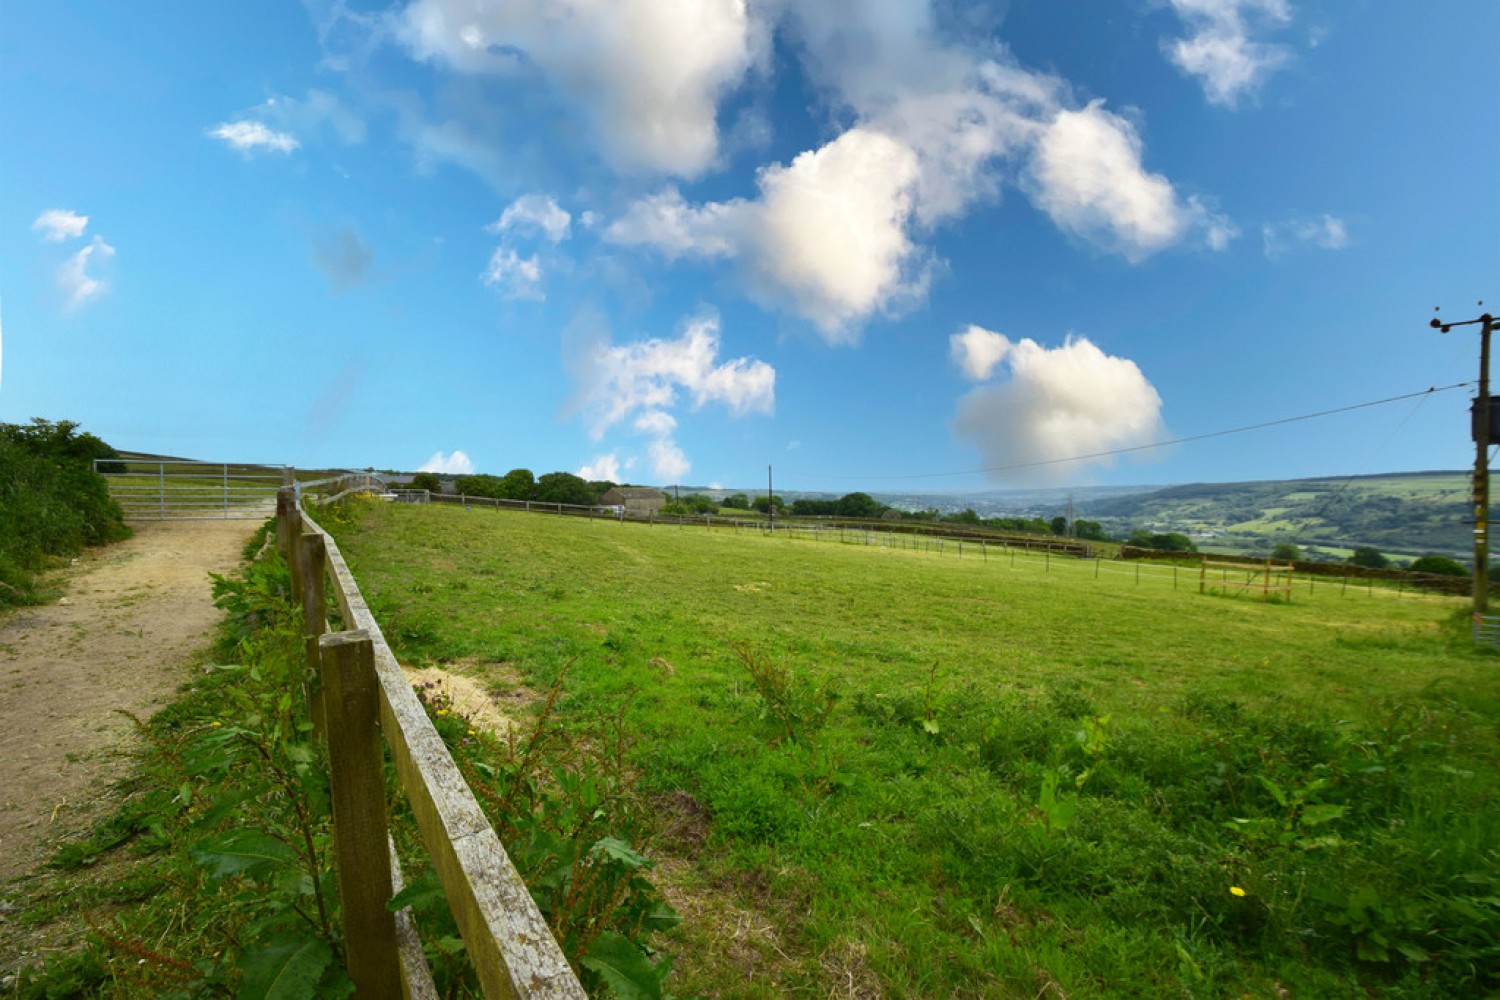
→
(767, 465, 774, 533)
(1432, 303, 1494, 614)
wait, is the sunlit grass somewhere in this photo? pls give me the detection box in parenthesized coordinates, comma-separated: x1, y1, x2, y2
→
(330, 502, 1499, 997)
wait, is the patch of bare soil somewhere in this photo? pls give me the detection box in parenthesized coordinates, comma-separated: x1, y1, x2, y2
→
(0, 519, 253, 880)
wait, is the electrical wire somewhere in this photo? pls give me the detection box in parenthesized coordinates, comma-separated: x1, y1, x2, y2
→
(779, 381, 1475, 484)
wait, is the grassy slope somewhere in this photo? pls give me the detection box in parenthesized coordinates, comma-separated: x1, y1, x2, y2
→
(331, 503, 1499, 998)
(1083, 472, 1472, 559)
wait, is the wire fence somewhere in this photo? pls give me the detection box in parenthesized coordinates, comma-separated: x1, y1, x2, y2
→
(374, 488, 1464, 606)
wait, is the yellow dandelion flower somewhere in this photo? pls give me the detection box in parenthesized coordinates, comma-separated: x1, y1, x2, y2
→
(211, 721, 222, 727)
(1230, 886, 1247, 897)
(468, 729, 476, 736)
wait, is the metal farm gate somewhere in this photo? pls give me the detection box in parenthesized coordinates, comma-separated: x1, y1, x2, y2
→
(97, 459, 286, 520)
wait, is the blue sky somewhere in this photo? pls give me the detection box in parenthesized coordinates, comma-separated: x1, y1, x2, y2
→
(2, 1, 1495, 493)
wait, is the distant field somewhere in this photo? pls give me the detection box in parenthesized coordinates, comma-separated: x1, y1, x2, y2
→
(329, 502, 1498, 997)
(1086, 471, 1474, 560)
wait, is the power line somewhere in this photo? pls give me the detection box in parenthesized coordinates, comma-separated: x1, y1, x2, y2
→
(781, 381, 1475, 484)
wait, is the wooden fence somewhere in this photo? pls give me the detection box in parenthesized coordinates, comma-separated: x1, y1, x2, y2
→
(275, 481, 586, 999)
(1198, 556, 1295, 602)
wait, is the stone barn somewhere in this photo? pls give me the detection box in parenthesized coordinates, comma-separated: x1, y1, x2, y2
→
(599, 486, 667, 516)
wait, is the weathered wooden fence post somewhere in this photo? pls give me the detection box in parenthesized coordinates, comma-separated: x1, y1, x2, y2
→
(319, 630, 403, 998)
(301, 533, 329, 737)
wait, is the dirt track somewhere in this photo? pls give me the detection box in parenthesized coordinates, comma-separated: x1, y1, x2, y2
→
(0, 519, 254, 879)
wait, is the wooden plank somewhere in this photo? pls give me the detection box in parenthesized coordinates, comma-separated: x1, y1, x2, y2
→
(320, 631, 403, 999)
(300, 533, 329, 737)
(389, 835, 440, 1000)
(301, 514, 586, 999)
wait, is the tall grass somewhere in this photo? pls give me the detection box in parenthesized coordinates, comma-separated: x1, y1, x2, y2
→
(329, 502, 1499, 997)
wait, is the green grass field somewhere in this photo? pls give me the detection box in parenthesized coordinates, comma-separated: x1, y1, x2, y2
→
(328, 502, 1499, 997)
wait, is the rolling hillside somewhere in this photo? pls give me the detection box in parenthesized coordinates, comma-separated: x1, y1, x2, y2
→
(1077, 470, 1474, 560)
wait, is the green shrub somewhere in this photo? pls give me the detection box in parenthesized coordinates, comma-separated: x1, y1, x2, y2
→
(0, 422, 129, 606)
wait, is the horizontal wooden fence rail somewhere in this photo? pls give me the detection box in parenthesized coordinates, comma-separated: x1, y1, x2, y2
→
(275, 485, 587, 999)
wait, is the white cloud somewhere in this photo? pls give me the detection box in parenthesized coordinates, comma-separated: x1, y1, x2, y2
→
(633, 410, 677, 435)
(260, 89, 367, 144)
(951, 331, 1165, 483)
(418, 450, 474, 474)
(58, 236, 115, 311)
(481, 248, 544, 299)
(950, 324, 1011, 381)
(1163, 0, 1293, 107)
(1024, 101, 1232, 261)
(572, 312, 774, 439)
(649, 438, 691, 481)
(209, 120, 300, 154)
(606, 5, 1227, 335)
(1262, 213, 1349, 258)
(399, 0, 767, 177)
(490, 194, 572, 243)
(32, 209, 88, 242)
(607, 127, 929, 341)
(578, 453, 622, 481)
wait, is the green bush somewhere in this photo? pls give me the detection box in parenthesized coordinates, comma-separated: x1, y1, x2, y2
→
(0, 421, 129, 606)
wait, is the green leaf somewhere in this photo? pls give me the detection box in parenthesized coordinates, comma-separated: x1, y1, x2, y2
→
(1396, 943, 1432, 963)
(1298, 803, 1348, 827)
(192, 830, 296, 880)
(239, 937, 333, 1000)
(388, 868, 446, 913)
(591, 837, 650, 870)
(580, 931, 669, 1000)
(1256, 774, 1288, 808)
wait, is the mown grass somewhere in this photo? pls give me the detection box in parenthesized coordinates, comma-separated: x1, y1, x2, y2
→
(328, 502, 1500, 998)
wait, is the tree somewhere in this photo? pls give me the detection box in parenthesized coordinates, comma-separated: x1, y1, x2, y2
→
(1073, 520, 1108, 541)
(1348, 546, 1389, 569)
(410, 472, 441, 494)
(1409, 555, 1466, 576)
(836, 492, 886, 518)
(1128, 530, 1196, 553)
(751, 494, 784, 514)
(1271, 542, 1302, 562)
(1050, 516, 1069, 536)
(497, 468, 537, 501)
(945, 509, 982, 526)
(534, 472, 595, 506)
(722, 492, 750, 510)
(681, 493, 717, 514)
(454, 474, 505, 498)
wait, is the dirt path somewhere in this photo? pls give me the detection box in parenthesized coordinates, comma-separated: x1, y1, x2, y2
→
(0, 519, 255, 880)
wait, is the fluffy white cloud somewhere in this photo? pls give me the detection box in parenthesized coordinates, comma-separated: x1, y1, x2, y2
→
(578, 453, 622, 481)
(952, 330, 1165, 483)
(481, 248, 544, 299)
(399, 0, 765, 177)
(209, 120, 300, 154)
(58, 236, 115, 311)
(1163, 0, 1293, 107)
(32, 209, 88, 242)
(418, 450, 474, 474)
(1025, 101, 1232, 260)
(633, 410, 677, 435)
(1262, 213, 1349, 258)
(573, 312, 774, 438)
(607, 4, 1227, 335)
(607, 127, 928, 340)
(258, 89, 366, 144)
(950, 324, 1011, 381)
(648, 438, 691, 481)
(490, 194, 572, 243)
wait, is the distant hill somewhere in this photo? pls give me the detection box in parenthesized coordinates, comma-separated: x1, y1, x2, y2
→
(1073, 471, 1473, 561)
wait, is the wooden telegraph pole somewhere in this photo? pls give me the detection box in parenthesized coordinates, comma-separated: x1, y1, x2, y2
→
(1432, 304, 1495, 614)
